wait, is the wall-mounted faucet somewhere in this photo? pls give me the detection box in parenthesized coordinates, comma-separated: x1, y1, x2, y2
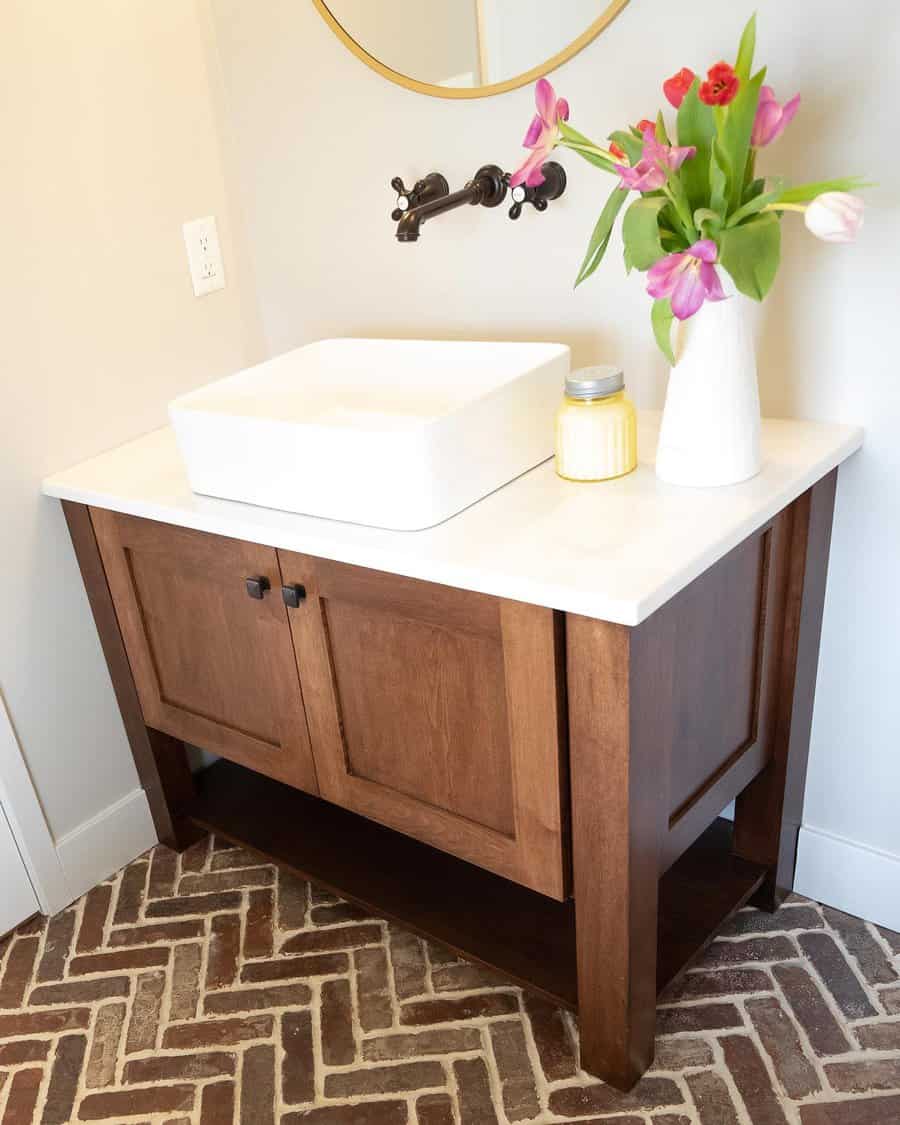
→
(392, 162, 566, 242)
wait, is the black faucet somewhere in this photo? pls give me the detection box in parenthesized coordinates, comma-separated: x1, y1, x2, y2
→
(395, 165, 508, 242)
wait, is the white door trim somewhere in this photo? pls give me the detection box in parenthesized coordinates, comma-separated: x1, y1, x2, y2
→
(0, 688, 72, 916)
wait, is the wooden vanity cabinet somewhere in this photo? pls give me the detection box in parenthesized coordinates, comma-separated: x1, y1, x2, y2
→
(279, 552, 567, 899)
(90, 510, 319, 795)
(90, 510, 568, 899)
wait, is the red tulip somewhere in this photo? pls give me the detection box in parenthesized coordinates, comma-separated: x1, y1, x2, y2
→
(636, 119, 656, 135)
(699, 62, 740, 107)
(609, 141, 626, 162)
(663, 68, 696, 109)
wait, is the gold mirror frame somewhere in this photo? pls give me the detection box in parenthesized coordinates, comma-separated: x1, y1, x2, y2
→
(311, 0, 631, 99)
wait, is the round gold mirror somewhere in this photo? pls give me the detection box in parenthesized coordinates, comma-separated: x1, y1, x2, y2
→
(312, 0, 631, 99)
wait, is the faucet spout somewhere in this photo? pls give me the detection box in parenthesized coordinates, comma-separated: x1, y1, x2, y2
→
(396, 165, 507, 242)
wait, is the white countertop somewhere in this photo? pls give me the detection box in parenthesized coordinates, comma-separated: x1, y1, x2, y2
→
(43, 414, 862, 626)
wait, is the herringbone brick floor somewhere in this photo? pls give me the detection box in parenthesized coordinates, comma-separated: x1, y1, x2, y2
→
(1, 836, 899, 1124)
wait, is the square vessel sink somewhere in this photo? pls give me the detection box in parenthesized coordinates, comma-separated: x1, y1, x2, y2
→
(169, 338, 569, 530)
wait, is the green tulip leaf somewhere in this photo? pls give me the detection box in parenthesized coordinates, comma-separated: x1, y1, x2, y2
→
(727, 178, 785, 227)
(652, 299, 676, 365)
(622, 196, 669, 272)
(710, 141, 730, 217)
(719, 67, 766, 213)
(676, 81, 716, 212)
(719, 212, 781, 301)
(694, 207, 723, 238)
(777, 176, 871, 204)
(735, 13, 757, 80)
(558, 121, 616, 172)
(574, 186, 628, 288)
(655, 110, 670, 145)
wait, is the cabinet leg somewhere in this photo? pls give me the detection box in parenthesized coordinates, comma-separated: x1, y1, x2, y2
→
(62, 500, 202, 852)
(733, 472, 838, 911)
(567, 614, 669, 1090)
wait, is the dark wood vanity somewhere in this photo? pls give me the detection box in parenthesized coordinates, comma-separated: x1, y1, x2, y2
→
(56, 455, 841, 1091)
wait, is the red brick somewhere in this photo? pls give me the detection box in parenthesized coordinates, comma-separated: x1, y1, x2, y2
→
(455, 1056, 499, 1124)
(800, 1095, 900, 1124)
(211, 845, 264, 870)
(881, 988, 900, 1015)
(523, 993, 577, 1080)
(356, 946, 394, 1030)
(148, 844, 178, 899)
(241, 952, 348, 983)
(416, 1093, 455, 1125)
(746, 995, 821, 1098)
(772, 963, 851, 1055)
(204, 982, 312, 1015)
(719, 905, 824, 936)
(241, 1043, 276, 1125)
(686, 1071, 741, 1125)
(825, 1059, 900, 1093)
(162, 1013, 273, 1048)
(549, 1077, 685, 1117)
(364, 1027, 481, 1062)
(283, 1104, 408, 1124)
(75, 883, 113, 952)
(42, 1032, 87, 1125)
(798, 932, 878, 1019)
(170, 942, 202, 1021)
(125, 970, 165, 1052)
(179, 835, 210, 873)
(0, 1040, 50, 1065)
(703, 936, 796, 966)
(662, 967, 773, 1001)
(388, 927, 428, 999)
(401, 992, 518, 1026)
(432, 962, 509, 991)
(244, 887, 275, 959)
(321, 977, 356, 1065)
(112, 859, 148, 924)
(312, 900, 371, 925)
(823, 906, 899, 985)
(146, 891, 242, 917)
(282, 1010, 316, 1105)
(325, 1060, 445, 1098)
(855, 1020, 900, 1049)
(0, 935, 39, 1006)
(490, 1020, 541, 1121)
(79, 1084, 195, 1119)
(206, 913, 241, 990)
(721, 1035, 789, 1125)
(84, 1001, 126, 1088)
(180, 866, 274, 895)
(30, 977, 130, 1005)
(2, 1067, 43, 1125)
(69, 946, 169, 974)
(35, 908, 76, 982)
(281, 923, 383, 955)
(0, 1008, 90, 1037)
(123, 1051, 237, 1083)
(278, 871, 309, 929)
(656, 1002, 743, 1034)
(107, 919, 203, 947)
(200, 1080, 236, 1125)
(651, 1038, 715, 1070)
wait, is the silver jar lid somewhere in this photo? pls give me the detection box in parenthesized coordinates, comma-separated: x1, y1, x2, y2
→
(565, 365, 624, 400)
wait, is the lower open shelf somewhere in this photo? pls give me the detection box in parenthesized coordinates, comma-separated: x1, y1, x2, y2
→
(186, 759, 767, 1010)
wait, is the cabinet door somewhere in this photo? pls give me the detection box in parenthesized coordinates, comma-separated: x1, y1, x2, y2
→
(90, 510, 318, 794)
(278, 552, 567, 899)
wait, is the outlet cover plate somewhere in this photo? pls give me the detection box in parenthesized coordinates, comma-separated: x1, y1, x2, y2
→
(183, 215, 225, 297)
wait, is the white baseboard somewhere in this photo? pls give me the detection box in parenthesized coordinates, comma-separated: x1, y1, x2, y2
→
(55, 787, 157, 904)
(795, 825, 900, 933)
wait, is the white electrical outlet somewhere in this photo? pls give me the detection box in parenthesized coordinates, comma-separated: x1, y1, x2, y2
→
(183, 215, 225, 296)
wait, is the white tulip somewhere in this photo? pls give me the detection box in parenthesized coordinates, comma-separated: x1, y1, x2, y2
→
(804, 192, 865, 243)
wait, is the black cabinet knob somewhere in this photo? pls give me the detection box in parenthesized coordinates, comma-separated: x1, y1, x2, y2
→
(281, 583, 307, 608)
(245, 575, 271, 600)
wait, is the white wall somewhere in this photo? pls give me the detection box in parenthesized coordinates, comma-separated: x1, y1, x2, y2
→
(0, 0, 262, 897)
(208, 0, 900, 921)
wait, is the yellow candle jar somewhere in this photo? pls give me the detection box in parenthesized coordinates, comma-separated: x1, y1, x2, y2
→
(555, 365, 637, 482)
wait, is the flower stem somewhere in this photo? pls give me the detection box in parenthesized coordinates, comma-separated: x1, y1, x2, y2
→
(662, 182, 698, 244)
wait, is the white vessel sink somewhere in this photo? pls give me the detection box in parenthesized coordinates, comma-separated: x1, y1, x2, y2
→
(169, 338, 569, 530)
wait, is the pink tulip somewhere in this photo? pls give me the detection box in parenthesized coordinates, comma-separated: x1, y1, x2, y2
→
(616, 127, 696, 192)
(647, 239, 728, 320)
(509, 78, 570, 188)
(804, 192, 865, 243)
(752, 85, 800, 147)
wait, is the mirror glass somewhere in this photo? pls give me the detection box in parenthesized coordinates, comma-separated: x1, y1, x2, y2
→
(316, 1, 629, 97)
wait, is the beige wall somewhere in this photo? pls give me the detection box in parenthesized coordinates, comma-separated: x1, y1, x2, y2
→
(208, 0, 900, 898)
(0, 0, 262, 843)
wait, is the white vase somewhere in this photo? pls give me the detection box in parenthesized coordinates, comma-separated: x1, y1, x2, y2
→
(655, 277, 761, 488)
